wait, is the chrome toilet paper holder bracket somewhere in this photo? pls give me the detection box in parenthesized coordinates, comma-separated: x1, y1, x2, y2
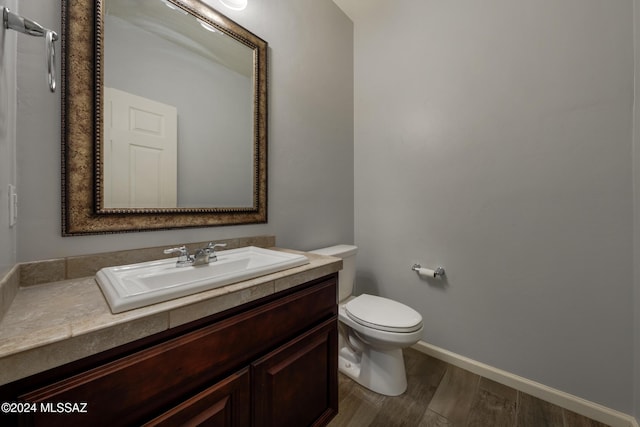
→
(411, 264, 446, 278)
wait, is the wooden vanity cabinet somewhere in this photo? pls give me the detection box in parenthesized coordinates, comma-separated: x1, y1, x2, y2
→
(1, 274, 338, 427)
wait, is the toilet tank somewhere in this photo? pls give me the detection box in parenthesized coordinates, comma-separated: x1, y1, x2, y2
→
(309, 245, 357, 302)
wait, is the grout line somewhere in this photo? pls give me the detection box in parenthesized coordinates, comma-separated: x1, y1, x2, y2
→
(514, 390, 520, 427)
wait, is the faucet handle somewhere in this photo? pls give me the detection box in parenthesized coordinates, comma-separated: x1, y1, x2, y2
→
(205, 242, 227, 261)
(163, 246, 189, 257)
(206, 242, 227, 251)
(163, 246, 192, 266)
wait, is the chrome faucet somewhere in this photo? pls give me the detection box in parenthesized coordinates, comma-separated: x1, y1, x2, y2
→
(192, 248, 210, 266)
(164, 242, 227, 267)
(163, 246, 192, 267)
(205, 242, 227, 262)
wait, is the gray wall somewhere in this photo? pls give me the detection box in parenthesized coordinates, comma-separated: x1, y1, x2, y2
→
(634, 0, 640, 420)
(15, 0, 353, 261)
(0, 0, 17, 277)
(346, 0, 634, 415)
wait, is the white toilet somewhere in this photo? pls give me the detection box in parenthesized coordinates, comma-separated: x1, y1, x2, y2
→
(310, 245, 423, 396)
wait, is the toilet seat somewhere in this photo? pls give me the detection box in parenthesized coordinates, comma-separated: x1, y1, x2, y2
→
(345, 294, 423, 333)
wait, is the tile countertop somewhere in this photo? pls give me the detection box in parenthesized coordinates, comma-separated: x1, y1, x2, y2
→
(0, 248, 341, 386)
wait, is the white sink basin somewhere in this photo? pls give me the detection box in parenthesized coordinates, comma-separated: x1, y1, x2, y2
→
(96, 246, 309, 313)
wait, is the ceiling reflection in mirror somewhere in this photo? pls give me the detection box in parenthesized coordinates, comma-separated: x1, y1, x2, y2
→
(102, 0, 255, 209)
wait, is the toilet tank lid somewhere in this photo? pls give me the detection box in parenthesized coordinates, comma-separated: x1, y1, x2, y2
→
(309, 244, 357, 258)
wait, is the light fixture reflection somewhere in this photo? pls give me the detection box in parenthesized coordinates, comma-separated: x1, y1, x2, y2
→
(197, 18, 217, 32)
(219, 0, 248, 11)
(161, 0, 178, 10)
(161, 0, 188, 14)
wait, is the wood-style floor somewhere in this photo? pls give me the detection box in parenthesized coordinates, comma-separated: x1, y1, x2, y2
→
(327, 348, 610, 427)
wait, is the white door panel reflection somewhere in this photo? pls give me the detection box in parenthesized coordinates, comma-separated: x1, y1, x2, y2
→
(104, 87, 178, 208)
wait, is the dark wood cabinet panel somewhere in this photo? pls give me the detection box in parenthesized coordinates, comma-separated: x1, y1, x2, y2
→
(252, 319, 338, 427)
(4, 274, 338, 427)
(144, 368, 250, 427)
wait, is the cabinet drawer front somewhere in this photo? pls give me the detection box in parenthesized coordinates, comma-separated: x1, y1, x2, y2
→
(20, 277, 337, 427)
(144, 368, 250, 427)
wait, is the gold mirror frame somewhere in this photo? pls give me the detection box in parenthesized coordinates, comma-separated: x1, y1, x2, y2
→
(61, 0, 268, 236)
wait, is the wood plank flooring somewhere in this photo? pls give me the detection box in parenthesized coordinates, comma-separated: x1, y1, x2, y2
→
(327, 348, 610, 427)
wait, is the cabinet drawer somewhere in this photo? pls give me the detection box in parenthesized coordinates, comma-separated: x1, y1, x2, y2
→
(20, 277, 337, 427)
(144, 368, 250, 427)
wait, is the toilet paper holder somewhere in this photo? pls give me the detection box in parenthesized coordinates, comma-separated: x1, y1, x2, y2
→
(411, 264, 445, 278)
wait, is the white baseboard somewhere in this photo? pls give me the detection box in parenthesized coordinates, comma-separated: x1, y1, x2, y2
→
(412, 341, 638, 427)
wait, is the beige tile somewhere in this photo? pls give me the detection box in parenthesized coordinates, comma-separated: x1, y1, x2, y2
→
(0, 278, 104, 336)
(66, 246, 167, 279)
(0, 264, 19, 322)
(230, 235, 276, 248)
(0, 313, 168, 385)
(274, 261, 341, 293)
(169, 281, 274, 327)
(20, 259, 66, 286)
(0, 323, 72, 357)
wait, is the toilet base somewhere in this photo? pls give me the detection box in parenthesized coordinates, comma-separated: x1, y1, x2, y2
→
(338, 344, 408, 396)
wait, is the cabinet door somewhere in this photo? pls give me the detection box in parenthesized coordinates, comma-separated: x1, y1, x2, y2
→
(144, 368, 250, 427)
(252, 318, 337, 427)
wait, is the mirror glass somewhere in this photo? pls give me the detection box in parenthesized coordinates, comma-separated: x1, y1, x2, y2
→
(61, 0, 268, 235)
(103, 0, 254, 208)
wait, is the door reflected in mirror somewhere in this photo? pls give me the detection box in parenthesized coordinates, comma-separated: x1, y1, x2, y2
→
(103, 0, 255, 209)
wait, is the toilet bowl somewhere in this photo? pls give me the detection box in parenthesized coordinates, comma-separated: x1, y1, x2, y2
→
(309, 245, 423, 396)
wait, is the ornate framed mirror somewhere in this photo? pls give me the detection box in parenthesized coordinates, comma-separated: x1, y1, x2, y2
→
(61, 0, 267, 235)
